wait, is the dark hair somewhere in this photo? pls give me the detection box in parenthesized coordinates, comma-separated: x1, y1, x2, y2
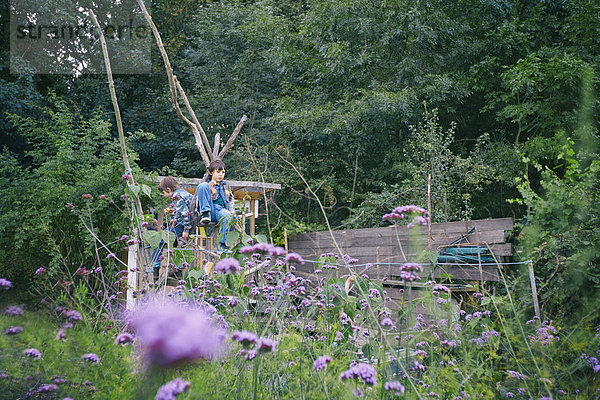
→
(158, 176, 179, 192)
(207, 159, 226, 173)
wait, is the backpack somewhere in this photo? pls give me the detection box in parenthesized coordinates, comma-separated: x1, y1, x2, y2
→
(188, 190, 202, 234)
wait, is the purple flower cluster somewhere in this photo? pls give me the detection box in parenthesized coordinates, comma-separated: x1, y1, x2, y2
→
(284, 252, 305, 265)
(506, 370, 528, 380)
(582, 354, 600, 373)
(383, 205, 430, 228)
(313, 355, 332, 371)
(65, 310, 82, 321)
(6, 305, 24, 317)
(4, 326, 23, 335)
(528, 320, 560, 345)
(384, 381, 405, 395)
(34, 268, 46, 276)
(82, 353, 100, 364)
(34, 384, 59, 393)
(231, 330, 258, 348)
(128, 299, 226, 368)
(0, 278, 12, 290)
(155, 377, 190, 400)
(399, 263, 423, 282)
(115, 332, 135, 346)
(214, 258, 242, 274)
(23, 348, 41, 359)
(240, 242, 286, 257)
(256, 337, 277, 354)
(339, 363, 377, 386)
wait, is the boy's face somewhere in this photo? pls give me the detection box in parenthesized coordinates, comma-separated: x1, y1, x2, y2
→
(161, 188, 174, 198)
(211, 168, 226, 183)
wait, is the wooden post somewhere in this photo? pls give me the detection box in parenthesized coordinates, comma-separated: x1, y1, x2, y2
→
(126, 244, 138, 309)
(528, 262, 541, 320)
(250, 199, 256, 235)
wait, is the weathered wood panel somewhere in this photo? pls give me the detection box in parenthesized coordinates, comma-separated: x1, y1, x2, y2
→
(288, 218, 513, 282)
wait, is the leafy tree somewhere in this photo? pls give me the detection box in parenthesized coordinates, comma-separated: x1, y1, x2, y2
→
(0, 94, 132, 293)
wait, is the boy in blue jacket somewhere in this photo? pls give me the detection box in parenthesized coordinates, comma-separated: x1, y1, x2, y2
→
(195, 159, 235, 252)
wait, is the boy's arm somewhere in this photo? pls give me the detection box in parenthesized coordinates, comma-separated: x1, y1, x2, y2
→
(225, 182, 235, 213)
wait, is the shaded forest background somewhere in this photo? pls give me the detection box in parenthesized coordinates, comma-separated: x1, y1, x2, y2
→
(1, 0, 599, 304)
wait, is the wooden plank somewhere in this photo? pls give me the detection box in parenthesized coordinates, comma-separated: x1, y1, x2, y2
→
(289, 218, 514, 241)
(433, 264, 500, 281)
(291, 227, 509, 245)
(290, 241, 512, 259)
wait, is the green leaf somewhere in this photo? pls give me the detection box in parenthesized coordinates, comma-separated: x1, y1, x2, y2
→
(129, 184, 141, 197)
(226, 231, 240, 248)
(162, 230, 176, 247)
(141, 184, 152, 199)
(255, 234, 268, 243)
(142, 230, 162, 249)
(186, 269, 204, 281)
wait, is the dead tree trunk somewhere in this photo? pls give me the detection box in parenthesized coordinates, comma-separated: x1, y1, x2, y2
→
(136, 0, 246, 168)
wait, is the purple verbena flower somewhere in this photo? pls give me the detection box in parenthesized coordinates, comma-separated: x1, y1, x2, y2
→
(214, 258, 241, 274)
(82, 353, 100, 364)
(339, 363, 377, 386)
(231, 330, 258, 348)
(34, 268, 46, 276)
(23, 348, 41, 359)
(313, 355, 332, 371)
(384, 381, 405, 395)
(4, 305, 23, 316)
(256, 337, 277, 354)
(35, 384, 59, 393)
(240, 243, 286, 257)
(128, 299, 226, 368)
(380, 317, 394, 327)
(0, 278, 12, 290)
(284, 252, 305, 265)
(65, 310, 82, 321)
(399, 263, 423, 282)
(4, 326, 23, 335)
(155, 377, 190, 400)
(115, 332, 135, 346)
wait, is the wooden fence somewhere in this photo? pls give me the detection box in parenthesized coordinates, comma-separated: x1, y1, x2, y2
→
(288, 218, 514, 282)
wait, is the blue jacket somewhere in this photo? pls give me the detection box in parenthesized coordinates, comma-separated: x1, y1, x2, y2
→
(170, 188, 193, 231)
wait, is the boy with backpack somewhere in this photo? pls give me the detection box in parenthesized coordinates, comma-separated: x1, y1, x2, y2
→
(151, 176, 193, 279)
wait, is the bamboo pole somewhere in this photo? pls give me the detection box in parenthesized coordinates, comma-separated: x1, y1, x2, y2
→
(89, 10, 146, 306)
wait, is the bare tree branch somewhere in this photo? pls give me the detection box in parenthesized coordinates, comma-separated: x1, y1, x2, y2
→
(174, 76, 214, 160)
(218, 115, 248, 160)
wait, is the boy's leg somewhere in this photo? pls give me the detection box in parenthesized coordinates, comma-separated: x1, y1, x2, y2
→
(196, 183, 215, 213)
(151, 225, 185, 281)
(212, 205, 233, 247)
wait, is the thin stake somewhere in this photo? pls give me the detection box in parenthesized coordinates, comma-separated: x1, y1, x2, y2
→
(528, 262, 541, 320)
(427, 174, 432, 251)
(377, 246, 380, 281)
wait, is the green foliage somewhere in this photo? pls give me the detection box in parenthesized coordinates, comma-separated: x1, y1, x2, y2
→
(0, 94, 139, 295)
(517, 136, 600, 321)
